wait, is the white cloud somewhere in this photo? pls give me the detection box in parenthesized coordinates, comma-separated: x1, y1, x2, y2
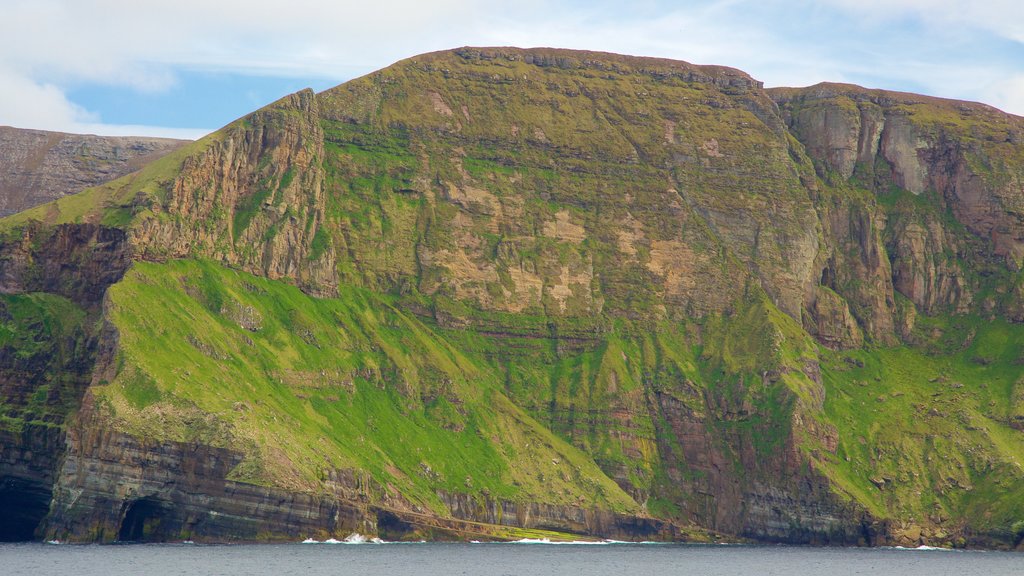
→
(0, 0, 493, 135)
(0, 66, 97, 131)
(2, 0, 1023, 136)
(0, 0, 490, 81)
(821, 0, 1024, 42)
(0, 66, 209, 139)
(984, 74, 1024, 118)
(810, 0, 1024, 115)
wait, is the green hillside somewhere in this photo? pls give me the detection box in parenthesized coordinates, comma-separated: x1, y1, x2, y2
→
(97, 259, 638, 514)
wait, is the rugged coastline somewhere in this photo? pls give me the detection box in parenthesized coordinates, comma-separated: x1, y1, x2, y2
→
(1, 47, 1023, 550)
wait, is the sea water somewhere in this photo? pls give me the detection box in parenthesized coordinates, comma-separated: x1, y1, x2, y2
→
(1, 540, 1021, 576)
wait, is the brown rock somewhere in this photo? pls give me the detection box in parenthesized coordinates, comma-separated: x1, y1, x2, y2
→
(0, 126, 187, 217)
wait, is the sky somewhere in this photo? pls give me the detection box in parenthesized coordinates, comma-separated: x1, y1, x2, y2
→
(3, 0, 1023, 140)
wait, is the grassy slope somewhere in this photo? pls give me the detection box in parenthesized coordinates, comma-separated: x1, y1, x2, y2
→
(94, 259, 638, 515)
(814, 316, 1024, 535)
(96, 256, 828, 531)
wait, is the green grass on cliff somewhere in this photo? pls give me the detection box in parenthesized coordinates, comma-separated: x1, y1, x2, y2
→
(0, 293, 84, 359)
(94, 259, 638, 515)
(816, 316, 1024, 537)
(423, 289, 824, 525)
(0, 292, 90, 431)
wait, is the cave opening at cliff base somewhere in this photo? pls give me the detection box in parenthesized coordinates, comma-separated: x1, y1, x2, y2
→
(118, 497, 173, 542)
(0, 477, 52, 541)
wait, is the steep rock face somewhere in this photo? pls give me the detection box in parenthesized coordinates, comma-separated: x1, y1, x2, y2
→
(130, 90, 337, 296)
(772, 85, 940, 194)
(772, 84, 1024, 307)
(643, 369, 872, 543)
(46, 391, 370, 542)
(0, 126, 187, 217)
(315, 47, 824, 324)
(2, 48, 1024, 548)
(0, 222, 131, 305)
(814, 197, 897, 346)
(305, 48, 867, 541)
(0, 223, 130, 540)
(885, 211, 972, 316)
(0, 426, 65, 541)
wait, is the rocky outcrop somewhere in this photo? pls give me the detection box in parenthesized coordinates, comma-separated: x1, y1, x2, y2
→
(1012, 376, 1024, 431)
(130, 90, 337, 296)
(0, 126, 187, 217)
(814, 197, 898, 346)
(772, 83, 1024, 290)
(439, 46, 764, 91)
(45, 393, 370, 542)
(436, 490, 678, 541)
(0, 222, 131, 306)
(885, 211, 972, 315)
(805, 286, 864, 349)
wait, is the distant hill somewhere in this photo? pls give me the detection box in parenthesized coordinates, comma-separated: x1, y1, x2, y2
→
(0, 126, 188, 216)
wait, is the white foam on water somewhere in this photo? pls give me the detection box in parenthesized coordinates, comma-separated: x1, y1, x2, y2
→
(301, 535, 665, 545)
(299, 534, 388, 544)
(602, 540, 668, 545)
(503, 538, 665, 545)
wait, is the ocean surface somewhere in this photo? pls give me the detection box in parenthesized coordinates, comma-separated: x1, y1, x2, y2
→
(2, 540, 1021, 576)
